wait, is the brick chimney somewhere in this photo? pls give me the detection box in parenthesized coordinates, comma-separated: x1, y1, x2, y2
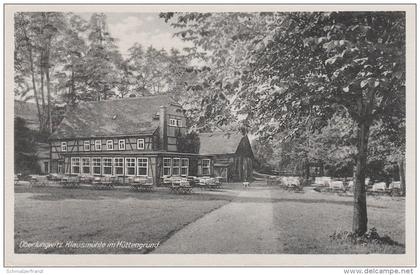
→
(159, 106, 167, 151)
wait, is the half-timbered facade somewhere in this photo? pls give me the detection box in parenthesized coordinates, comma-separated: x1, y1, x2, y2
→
(49, 95, 254, 184)
(49, 95, 196, 185)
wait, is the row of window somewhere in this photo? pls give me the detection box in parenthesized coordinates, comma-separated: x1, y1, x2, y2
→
(71, 157, 148, 176)
(169, 118, 182, 127)
(62, 139, 145, 152)
(162, 158, 189, 176)
(69, 157, 192, 177)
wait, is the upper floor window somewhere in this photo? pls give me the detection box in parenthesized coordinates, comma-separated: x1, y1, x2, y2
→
(61, 142, 67, 152)
(95, 140, 102, 151)
(107, 140, 113, 150)
(169, 119, 177, 127)
(137, 139, 145, 150)
(84, 141, 90, 151)
(169, 118, 183, 127)
(119, 139, 125, 150)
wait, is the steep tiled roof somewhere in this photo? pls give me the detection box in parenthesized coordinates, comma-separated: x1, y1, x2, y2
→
(198, 132, 245, 155)
(50, 95, 176, 140)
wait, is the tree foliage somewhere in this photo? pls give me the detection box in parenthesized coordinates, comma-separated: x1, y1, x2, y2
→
(163, 11, 406, 235)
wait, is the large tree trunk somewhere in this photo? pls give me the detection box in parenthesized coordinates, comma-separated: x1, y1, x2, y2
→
(40, 51, 46, 115)
(398, 159, 405, 196)
(46, 66, 52, 133)
(352, 120, 370, 236)
(23, 25, 43, 131)
(45, 41, 52, 133)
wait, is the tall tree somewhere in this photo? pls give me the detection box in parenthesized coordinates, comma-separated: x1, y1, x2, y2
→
(85, 13, 123, 101)
(14, 12, 68, 133)
(163, 12, 405, 235)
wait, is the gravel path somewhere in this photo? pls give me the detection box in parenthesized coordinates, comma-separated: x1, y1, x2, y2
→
(153, 185, 281, 254)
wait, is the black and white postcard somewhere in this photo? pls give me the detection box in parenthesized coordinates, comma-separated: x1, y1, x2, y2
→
(3, 4, 416, 267)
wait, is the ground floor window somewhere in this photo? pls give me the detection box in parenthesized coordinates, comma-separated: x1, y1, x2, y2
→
(163, 158, 171, 176)
(82, 157, 91, 174)
(71, 157, 80, 174)
(114, 158, 124, 175)
(137, 158, 148, 176)
(181, 158, 189, 176)
(162, 157, 189, 176)
(92, 158, 101, 175)
(172, 158, 180, 176)
(125, 158, 136, 176)
(102, 158, 112, 175)
(202, 159, 211, 175)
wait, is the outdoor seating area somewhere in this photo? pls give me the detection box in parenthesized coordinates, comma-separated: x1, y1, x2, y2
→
(195, 176, 222, 190)
(92, 176, 115, 190)
(29, 175, 49, 187)
(163, 176, 193, 194)
(47, 173, 63, 181)
(59, 175, 81, 188)
(266, 175, 302, 191)
(128, 176, 154, 192)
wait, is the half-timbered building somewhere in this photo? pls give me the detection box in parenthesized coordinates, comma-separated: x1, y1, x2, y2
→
(49, 95, 254, 184)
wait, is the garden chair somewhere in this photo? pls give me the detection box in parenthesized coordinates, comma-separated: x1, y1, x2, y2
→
(130, 176, 154, 192)
(29, 175, 48, 187)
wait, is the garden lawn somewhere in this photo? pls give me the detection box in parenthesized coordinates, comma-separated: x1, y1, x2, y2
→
(270, 188, 405, 254)
(14, 186, 232, 254)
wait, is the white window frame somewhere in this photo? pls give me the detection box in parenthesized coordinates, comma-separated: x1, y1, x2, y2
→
(95, 140, 102, 151)
(125, 158, 136, 176)
(61, 142, 67, 152)
(92, 157, 101, 175)
(202, 159, 211, 175)
(106, 140, 114, 150)
(81, 157, 91, 174)
(137, 139, 145, 150)
(163, 158, 172, 176)
(102, 157, 113, 175)
(172, 158, 180, 176)
(137, 158, 148, 176)
(169, 119, 177, 126)
(71, 157, 80, 174)
(114, 157, 124, 176)
(118, 139, 125, 150)
(83, 141, 90, 151)
(181, 158, 189, 176)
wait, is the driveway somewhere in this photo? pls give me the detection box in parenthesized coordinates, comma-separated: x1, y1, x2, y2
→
(153, 183, 281, 253)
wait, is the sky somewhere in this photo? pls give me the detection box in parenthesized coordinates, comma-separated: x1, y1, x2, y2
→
(77, 13, 192, 56)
